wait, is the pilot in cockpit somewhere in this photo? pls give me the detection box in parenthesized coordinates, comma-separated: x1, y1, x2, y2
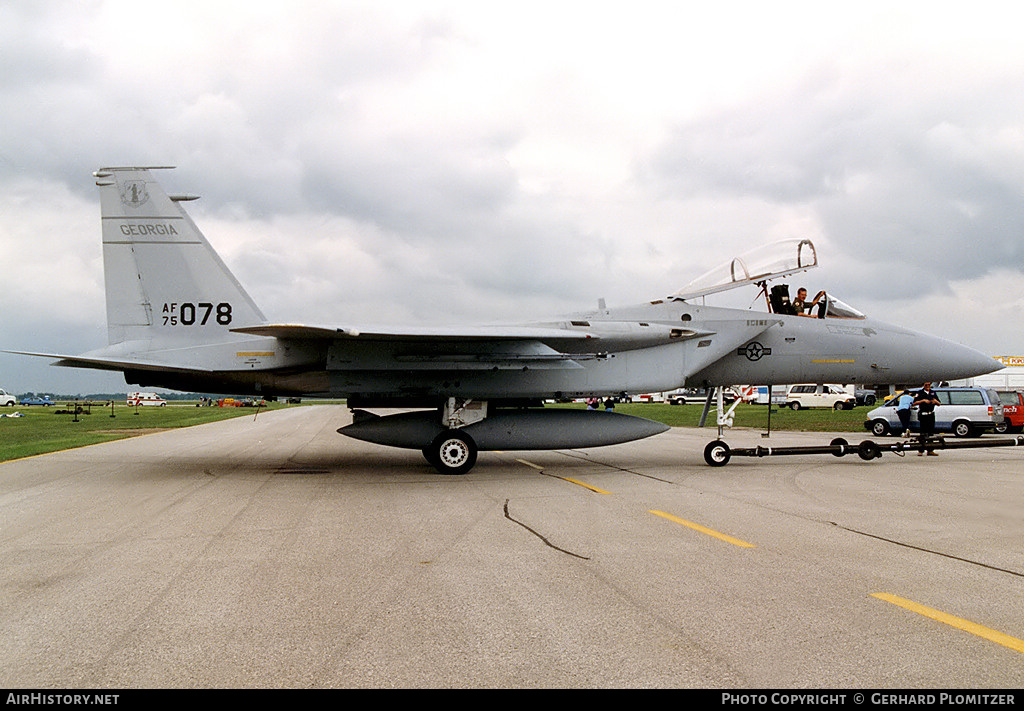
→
(792, 287, 825, 317)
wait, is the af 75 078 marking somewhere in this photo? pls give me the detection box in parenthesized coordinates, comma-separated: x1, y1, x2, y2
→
(161, 302, 233, 326)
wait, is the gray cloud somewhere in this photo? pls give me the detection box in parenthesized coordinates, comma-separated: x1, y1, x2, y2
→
(647, 63, 1024, 303)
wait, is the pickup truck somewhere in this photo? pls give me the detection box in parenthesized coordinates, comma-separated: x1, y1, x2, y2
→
(995, 391, 1024, 434)
(0, 388, 15, 407)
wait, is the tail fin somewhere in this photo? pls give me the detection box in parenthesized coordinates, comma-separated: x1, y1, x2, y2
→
(95, 167, 265, 346)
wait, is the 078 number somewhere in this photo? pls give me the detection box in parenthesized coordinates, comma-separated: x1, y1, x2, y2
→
(162, 302, 232, 326)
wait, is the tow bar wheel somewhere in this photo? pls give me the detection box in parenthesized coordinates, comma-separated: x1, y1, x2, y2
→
(857, 440, 882, 460)
(704, 440, 732, 467)
(429, 430, 478, 475)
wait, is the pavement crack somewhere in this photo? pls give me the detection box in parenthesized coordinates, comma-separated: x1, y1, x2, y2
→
(831, 522, 1024, 579)
(556, 450, 676, 484)
(503, 499, 590, 560)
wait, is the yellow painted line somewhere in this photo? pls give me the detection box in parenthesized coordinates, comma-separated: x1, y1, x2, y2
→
(811, 358, 855, 364)
(514, 458, 545, 471)
(514, 458, 611, 494)
(558, 477, 611, 495)
(872, 593, 1024, 654)
(236, 351, 275, 357)
(648, 510, 756, 548)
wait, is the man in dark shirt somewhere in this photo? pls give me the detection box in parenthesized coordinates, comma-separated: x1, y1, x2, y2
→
(913, 382, 941, 455)
(792, 288, 825, 317)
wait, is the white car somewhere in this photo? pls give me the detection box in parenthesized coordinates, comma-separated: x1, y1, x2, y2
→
(785, 384, 856, 411)
(0, 388, 15, 407)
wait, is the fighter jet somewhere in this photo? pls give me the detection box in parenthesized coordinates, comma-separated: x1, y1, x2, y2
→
(11, 167, 1002, 473)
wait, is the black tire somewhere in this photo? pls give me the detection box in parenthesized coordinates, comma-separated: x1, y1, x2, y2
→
(952, 420, 973, 438)
(994, 420, 1009, 435)
(833, 402, 845, 411)
(829, 438, 849, 457)
(870, 419, 890, 437)
(421, 446, 439, 469)
(789, 402, 801, 411)
(858, 440, 881, 461)
(428, 430, 478, 475)
(703, 440, 731, 467)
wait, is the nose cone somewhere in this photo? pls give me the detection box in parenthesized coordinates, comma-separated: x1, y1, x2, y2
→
(897, 332, 1002, 383)
(957, 344, 1004, 379)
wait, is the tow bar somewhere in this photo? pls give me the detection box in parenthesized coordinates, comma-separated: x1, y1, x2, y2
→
(703, 435, 1024, 467)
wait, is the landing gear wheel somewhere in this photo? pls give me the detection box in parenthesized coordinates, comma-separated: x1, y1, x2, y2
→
(857, 440, 881, 461)
(428, 430, 478, 475)
(704, 440, 731, 467)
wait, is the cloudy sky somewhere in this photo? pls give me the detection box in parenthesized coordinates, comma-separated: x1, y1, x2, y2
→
(2, 1, 1023, 393)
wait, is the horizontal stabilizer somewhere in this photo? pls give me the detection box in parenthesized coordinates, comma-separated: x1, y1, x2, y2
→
(3, 350, 208, 374)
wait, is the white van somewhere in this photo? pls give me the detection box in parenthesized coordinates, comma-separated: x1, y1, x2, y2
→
(785, 384, 855, 411)
(127, 392, 167, 407)
(865, 387, 1003, 437)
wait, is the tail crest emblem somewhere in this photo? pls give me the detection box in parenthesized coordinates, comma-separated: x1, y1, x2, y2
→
(120, 180, 149, 208)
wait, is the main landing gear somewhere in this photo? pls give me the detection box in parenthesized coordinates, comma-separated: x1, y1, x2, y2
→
(424, 429, 478, 475)
(422, 398, 485, 475)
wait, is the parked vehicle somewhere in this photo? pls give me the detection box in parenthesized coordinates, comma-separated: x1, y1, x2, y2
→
(785, 384, 855, 411)
(864, 386, 1003, 437)
(19, 395, 55, 406)
(126, 392, 167, 407)
(994, 391, 1024, 434)
(630, 393, 665, 403)
(0, 388, 15, 407)
(855, 388, 877, 406)
(667, 388, 736, 405)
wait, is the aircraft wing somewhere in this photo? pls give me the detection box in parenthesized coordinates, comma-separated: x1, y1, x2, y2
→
(229, 323, 595, 343)
(232, 322, 714, 355)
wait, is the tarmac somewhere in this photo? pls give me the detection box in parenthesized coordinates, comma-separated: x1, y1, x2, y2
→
(1, 405, 1022, 688)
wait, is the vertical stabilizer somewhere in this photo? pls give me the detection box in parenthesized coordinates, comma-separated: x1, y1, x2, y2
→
(95, 167, 265, 346)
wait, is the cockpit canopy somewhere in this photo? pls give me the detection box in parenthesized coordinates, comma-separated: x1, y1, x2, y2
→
(672, 238, 818, 300)
(670, 238, 865, 320)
